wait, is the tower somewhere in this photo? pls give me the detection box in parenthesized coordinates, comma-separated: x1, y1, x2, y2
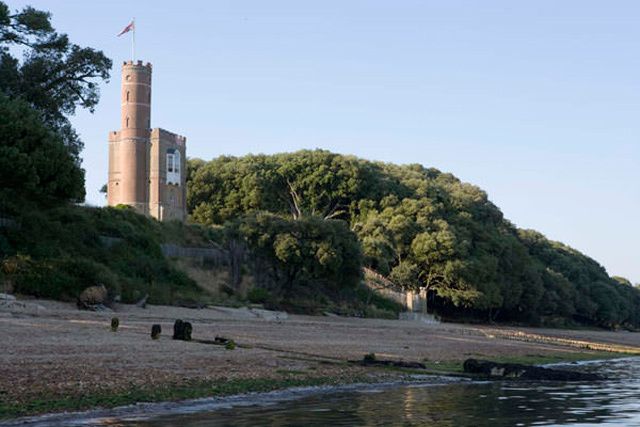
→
(108, 61, 151, 215)
(107, 60, 186, 221)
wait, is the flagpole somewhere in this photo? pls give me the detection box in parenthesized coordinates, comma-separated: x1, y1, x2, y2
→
(131, 17, 135, 61)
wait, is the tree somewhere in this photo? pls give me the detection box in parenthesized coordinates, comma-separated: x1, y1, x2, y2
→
(0, 94, 84, 205)
(187, 150, 640, 328)
(234, 212, 362, 299)
(0, 1, 111, 173)
(612, 276, 632, 287)
(99, 184, 107, 199)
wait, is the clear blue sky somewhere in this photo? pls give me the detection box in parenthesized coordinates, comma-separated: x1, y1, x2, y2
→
(10, 1, 639, 283)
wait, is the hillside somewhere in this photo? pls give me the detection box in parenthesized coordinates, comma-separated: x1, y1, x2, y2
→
(0, 205, 210, 305)
(188, 150, 640, 329)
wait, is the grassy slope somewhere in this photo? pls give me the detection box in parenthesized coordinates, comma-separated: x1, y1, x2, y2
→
(1, 204, 213, 305)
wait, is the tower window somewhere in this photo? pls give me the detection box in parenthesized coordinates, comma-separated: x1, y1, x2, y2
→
(126, 117, 129, 128)
(126, 91, 130, 102)
(166, 149, 181, 185)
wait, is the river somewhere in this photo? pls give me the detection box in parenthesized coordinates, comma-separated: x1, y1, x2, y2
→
(6, 357, 640, 427)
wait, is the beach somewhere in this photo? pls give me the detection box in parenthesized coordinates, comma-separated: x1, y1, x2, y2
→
(1, 299, 639, 418)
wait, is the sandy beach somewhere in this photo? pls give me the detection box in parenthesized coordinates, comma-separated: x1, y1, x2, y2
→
(1, 299, 639, 418)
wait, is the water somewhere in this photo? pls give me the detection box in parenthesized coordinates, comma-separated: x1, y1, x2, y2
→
(7, 357, 640, 427)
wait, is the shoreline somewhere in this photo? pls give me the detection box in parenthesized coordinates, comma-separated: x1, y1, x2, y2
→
(0, 375, 466, 427)
(4, 355, 639, 427)
(1, 299, 639, 421)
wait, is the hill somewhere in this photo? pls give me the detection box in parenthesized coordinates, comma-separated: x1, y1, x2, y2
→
(0, 204, 209, 305)
(187, 150, 640, 329)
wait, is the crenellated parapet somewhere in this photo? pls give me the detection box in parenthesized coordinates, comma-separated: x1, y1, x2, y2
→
(122, 60, 153, 69)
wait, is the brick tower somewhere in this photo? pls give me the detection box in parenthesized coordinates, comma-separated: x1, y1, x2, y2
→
(107, 60, 186, 221)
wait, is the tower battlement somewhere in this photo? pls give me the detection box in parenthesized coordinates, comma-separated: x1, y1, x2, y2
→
(152, 128, 187, 144)
(122, 60, 152, 69)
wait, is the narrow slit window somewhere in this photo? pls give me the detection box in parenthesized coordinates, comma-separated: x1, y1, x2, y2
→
(126, 91, 130, 102)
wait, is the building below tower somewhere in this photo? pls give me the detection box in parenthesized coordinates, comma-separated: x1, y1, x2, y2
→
(107, 60, 187, 222)
(149, 128, 186, 221)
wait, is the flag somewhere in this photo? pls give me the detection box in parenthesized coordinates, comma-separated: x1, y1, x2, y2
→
(117, 21, 135, 37)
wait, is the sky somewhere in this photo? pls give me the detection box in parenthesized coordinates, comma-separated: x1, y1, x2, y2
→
(9, 1, 639, 283)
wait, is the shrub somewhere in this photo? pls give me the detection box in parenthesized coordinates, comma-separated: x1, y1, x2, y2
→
(3, 204, 206, 305)
(247, 287, 271, 304)
(14, 257, 118, 301)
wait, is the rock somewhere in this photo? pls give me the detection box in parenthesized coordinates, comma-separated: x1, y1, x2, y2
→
(151, 324, 162, 339)
(172, 319, 192, 341)
(462, 359, 602, 381)
(77, 285, 109, 310)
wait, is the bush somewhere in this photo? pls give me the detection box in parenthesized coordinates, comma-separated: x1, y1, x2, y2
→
(247, 287, 271, 304)
(3, 204, 206, 305)
(363, 305, 398, 319)
(14, 257, 118, 301)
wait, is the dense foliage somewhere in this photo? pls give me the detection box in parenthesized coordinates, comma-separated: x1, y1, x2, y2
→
(1, 205, 204, 304)
(188, 150, 640, 328)
(0, 1, 111, 204)
(0, 94, 84, 205)
(225, 212, 363, 312)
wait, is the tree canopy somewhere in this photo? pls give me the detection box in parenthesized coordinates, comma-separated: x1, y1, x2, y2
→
(188, 150, 640, 329)
(0, 94, 85, 204)
(0, 1, 111, 205)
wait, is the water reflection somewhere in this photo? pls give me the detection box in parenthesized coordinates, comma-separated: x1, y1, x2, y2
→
(119, 357, 640, 427)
